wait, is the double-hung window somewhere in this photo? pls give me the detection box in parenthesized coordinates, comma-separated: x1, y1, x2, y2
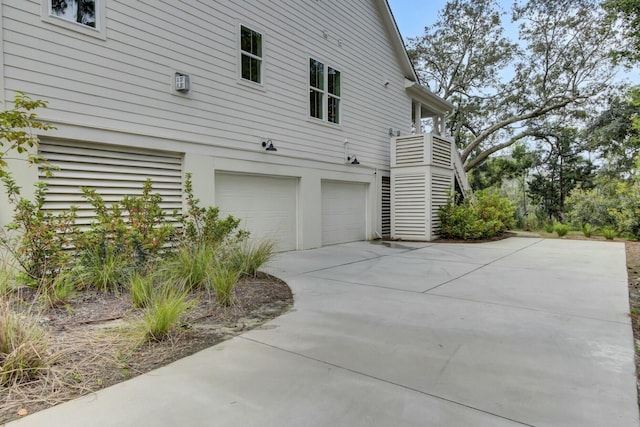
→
(240, 25, 263, 84)
(309, 58, 341, 124)
(50, 0, 96, 28)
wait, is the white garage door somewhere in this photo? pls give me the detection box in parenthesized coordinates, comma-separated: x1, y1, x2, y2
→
(321, 180, 367, 245)
(215, 173, 298, 251)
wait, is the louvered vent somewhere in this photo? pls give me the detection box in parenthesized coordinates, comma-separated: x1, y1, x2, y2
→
(394, 136, 424, 166)
(381, 176, 391, 237)
(38, 141, 183, 226)
(393, 174, 426, 238)
(430, 173, 453, 234)
(432, 135, 452, 168)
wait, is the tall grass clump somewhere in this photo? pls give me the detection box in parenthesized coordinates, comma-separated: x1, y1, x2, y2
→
(141, 284, 192, 341)
(208, 261, 241, 307)
(228, 240, 275, 277)
(77, 247, 132, 294)
(129, 272, 154, 309)
(602, 227, 617, 240)
(554, 223, 570, 237)
(163, 244, 215, 291)
(0, 302, 50, 385)
(41, 270, 77, 308)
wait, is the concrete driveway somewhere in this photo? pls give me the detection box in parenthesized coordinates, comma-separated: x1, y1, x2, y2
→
(7, 238, 638, 427)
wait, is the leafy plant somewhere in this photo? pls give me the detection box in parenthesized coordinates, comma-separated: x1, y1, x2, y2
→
(1, 178, 77, 287)
(0, 302, 50, 385)
(77, 247, 132, 294)
(180, 173, 248, 247)
(208, 261, 241, 307)
(582, 223, 594, 238)
(554, 223, 570, 237)
(162, 244, 215, 291)
(438, 189, 515, 240)
(602, 227, 617, 240)
(141, 284, 192, 341)
(543, 222, 555, 233)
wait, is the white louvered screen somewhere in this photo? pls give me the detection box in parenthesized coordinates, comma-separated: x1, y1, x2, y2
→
(432, 135, 452, 168)
(393, 173, 426, 238)
(430, 173, 453, 235)
(381, 176, 390, 237)
(38, 141, 183, 226)
(394, 135, 424, 166)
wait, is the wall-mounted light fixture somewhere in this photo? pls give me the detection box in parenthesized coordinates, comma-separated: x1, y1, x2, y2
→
(343, 139, 359, 165)
(261, 139, 277, 152)
(388, 128, 401, 137)
(347, 155, 359, 165)
(175, 73, 190, 92)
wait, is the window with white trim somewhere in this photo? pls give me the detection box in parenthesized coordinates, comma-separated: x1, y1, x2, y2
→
(50, 0, 96, 28)
(309, 58, 340, 124)
(240, 25, 263, 84)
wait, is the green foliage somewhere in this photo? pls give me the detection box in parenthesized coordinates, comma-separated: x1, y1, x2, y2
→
(603, 0, 640, 63)
(543, 222, 555, 233)
(180, 173, 248, 247)
(208, 261, 241, 307)
(602, 227, 618, 240)
(565, 185, 619, 229)
(554, 223, 570, 237)
(41, 270, 77, 308)
(76, 246, 132, 294)
(439, 189, 515, 240)
(227, 240, 275, 278)
(129, 272, 154, 309)
(0, 302, 50, 385)
(0, 92, 55, 178)
(582, 223, 594, 238)
(141, 284, 192, 341)
(163, 244, 215, 291)
(1, 177, 77, 287)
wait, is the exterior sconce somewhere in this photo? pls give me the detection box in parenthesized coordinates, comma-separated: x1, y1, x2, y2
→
(388, 128, 401, 137)
(261, 139, 277, 152)
(175, 73, 190, 92)
(347, 155, 359, 165)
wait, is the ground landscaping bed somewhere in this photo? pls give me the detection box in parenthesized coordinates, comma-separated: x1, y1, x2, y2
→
(626, 241, 640, 405)
(0, 274, 292, 424)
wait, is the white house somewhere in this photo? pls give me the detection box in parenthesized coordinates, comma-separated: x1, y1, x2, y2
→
(0, 0, 464, 250)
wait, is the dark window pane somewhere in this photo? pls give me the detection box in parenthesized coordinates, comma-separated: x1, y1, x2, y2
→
(328, 68, 340, 96)
(310, 89, 323, 119)
(241, 26, 252, 52)
(241, 54, 261, 83)
(328, 96, 340, 124)
(241, 26, 261, 57)
(309, 58, 324, 90)
(253, 32, 262, 57)
(51, 0, 95, 27)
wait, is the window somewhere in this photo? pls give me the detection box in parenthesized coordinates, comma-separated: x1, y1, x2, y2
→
(240, 26, 263, 84)
(309, 58, 341, 124)
(50, 0, 96, 28)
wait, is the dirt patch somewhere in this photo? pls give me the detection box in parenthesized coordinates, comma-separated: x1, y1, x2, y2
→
(0, 274, 292, 424)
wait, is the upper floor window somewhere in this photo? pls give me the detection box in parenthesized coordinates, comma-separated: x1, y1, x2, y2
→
(50, 0, 96, 28)
(309, 58, 341, 124)
(240, 25, 263, 84)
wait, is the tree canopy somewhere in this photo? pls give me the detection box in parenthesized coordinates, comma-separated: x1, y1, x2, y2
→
(408, 0, 620, 172)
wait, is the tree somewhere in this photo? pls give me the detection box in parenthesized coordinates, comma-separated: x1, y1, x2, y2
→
(603, 0, 640, 62)
(528, 126, 595, 221)
(0, 92, 53, 178)
(408, 0, 619, 172)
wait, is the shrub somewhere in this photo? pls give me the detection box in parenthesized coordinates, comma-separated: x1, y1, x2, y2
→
(77, 246, 132, 294)
(543, 222, 555, 233)
(141, 284, 192, 341)
(602, 227, 617, 240)
(554, 223, 570, 237)
(0, 302, 50, 385)
(438, 189, 515, 240)
(208, 261, 241, 307)
(582, 223, 594, 238)
(227, 240, 275, 277)
(180, 173, 248, 247)
(1, 178, 77, 287)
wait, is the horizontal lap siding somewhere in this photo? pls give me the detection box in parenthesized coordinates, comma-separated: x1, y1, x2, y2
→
(3, 0, 408, 168)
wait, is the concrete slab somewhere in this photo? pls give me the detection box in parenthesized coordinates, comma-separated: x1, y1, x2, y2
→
(6, 237, 638, 427)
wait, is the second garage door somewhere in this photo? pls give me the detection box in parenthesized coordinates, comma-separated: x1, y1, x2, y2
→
(321, 180, 367, 245)
(215, 173, 298, 251)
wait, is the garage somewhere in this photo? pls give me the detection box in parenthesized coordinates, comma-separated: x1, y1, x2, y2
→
(321, 180, 367, 245)
(215, 173, 298, 251)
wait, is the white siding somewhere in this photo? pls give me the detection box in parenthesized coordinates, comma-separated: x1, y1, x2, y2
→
(2, 0, 411, 169)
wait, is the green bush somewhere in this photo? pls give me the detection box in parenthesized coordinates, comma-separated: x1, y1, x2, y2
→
(0, 302, 50, 385)
(554, 223, 570, 237)
(602, 227, 617, 240)
(543, 222, 555, 233)
(77, 246, 132, 294)
(438, 189, 515, 240)
(582, 223, 594, 238)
